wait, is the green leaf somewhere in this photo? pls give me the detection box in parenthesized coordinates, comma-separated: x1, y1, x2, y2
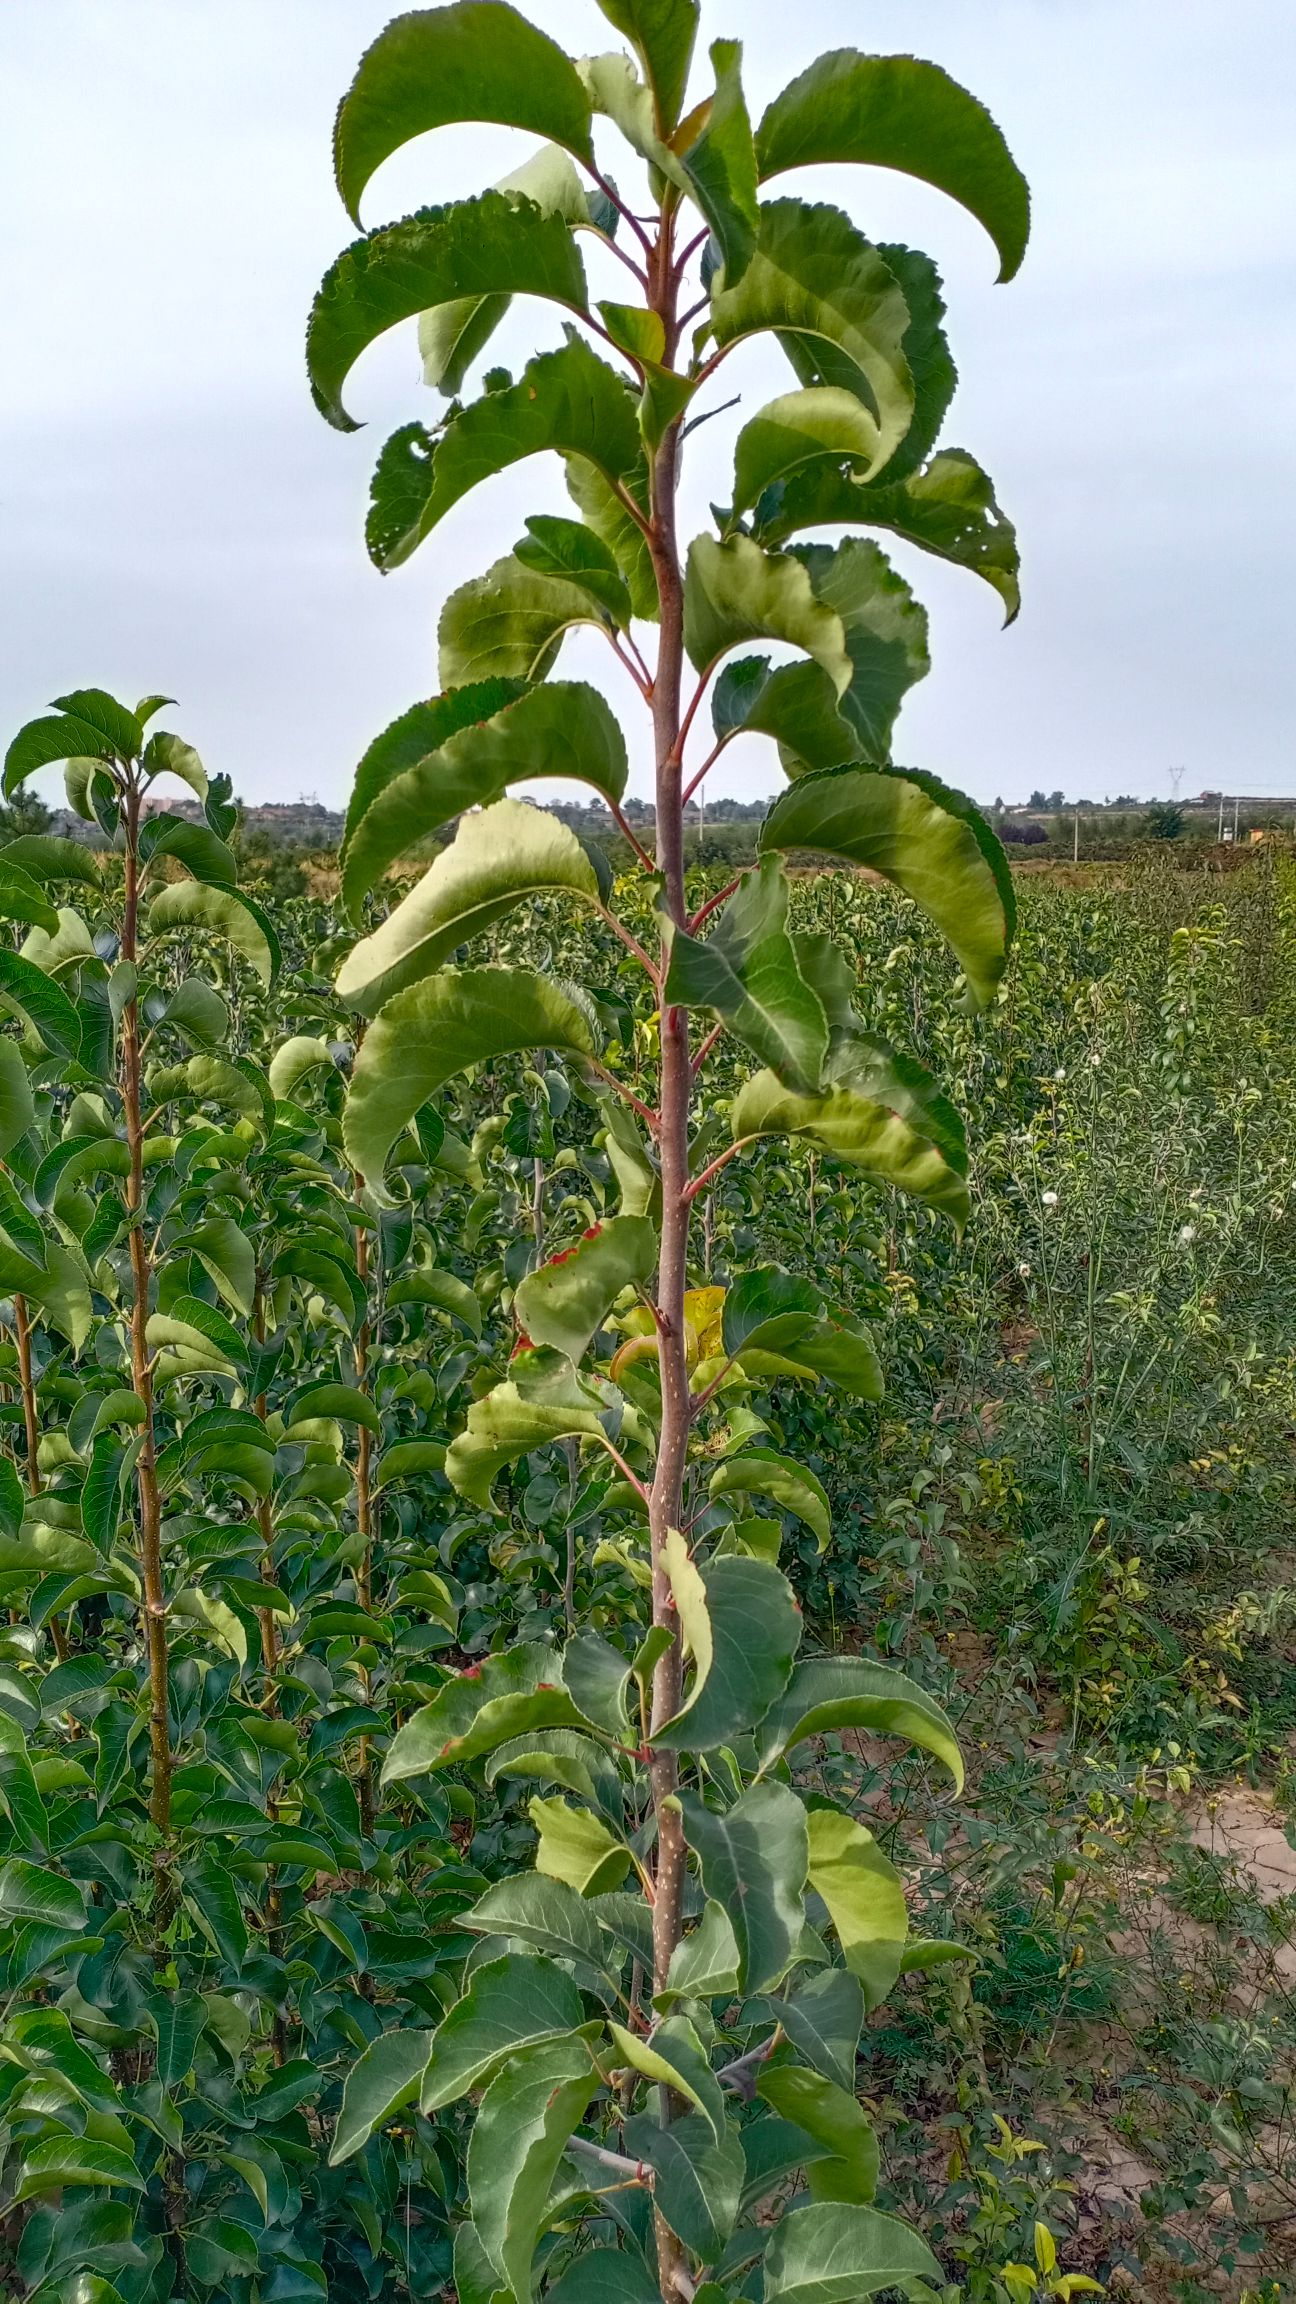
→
(342, 676, 520, 874)
(0, 1859, 88, 1929)
(678, 40, 759, 281)
(0, 863, 61, 937)
(383, 1644, 582, 1780)
(374, 1438, 448, 1488)
(469, 2036, 599, 2300)
(664, 856, 827, 1092)
(513, 1214, 657, 1362)
(159, 976, 230, 1049)
(731, 1032, 969, 1226)
(755, 444, 1020, 622)
(530, 1795, 632, 1895)
(805, 1808, 907, 2011)
(172, 1216, 255, 1316)
(486, 1728, 623, 1820)
(709, 1449, 830, 1548)
(624, 2111, 742, 2261)
(660, 1900, 741, 2008)
(545, 2250, 660, 2304)
(388, 1267, 482, 1335)
(763, 2199, 942, 2300)
(0, 950, 82, 1056)
(760, 763, 1012, 1007)
(343, 967, 596, 1191)
(0, 833, 101, 887)
(445, 1350, 614, 1508)
(341, 683, 626, 919)
(367, 336, 641, 570)
(334, 4, 594, 225)
(0, 1040, 35, 1160)
(781, 539, 930, 768)
(309, 194, 588, 432)
(684, 534, 850, 694)
(595, 0, 698, 131)
(734, 386, 887, 514)
(720, 1267, 820, 1359)
(711, 202, 913, 473)
(745, 1314, 884, 1406)
(287, 1382, 382, 1435)
(678, 1782, 807, 1993)
(463, 1873, 610, 1975)
(149, 1992, 207, 2089)
(440, 553, 618, 688)
(81, 1433, 131, 1556)
(422, 1952, 586, 2111)
(4, 714, 117, 799)
(419, 144, 595, 397)
(566, 454, 658, 619)
(612, 2013, 726, 2139)
(141, 728, 208, 800)
(515, 514, 632, 625)
(139, 814, 236, 886)
(757, 1654, 963, 1791)
(329, 2028, 433, 2165)
(340, 798, 604, 1014)
(267, 1035, 335, 1102)
(454, 2222, 509, 2304)
(15, 2138, 142, 2201)
(146, 880, 279, 986)
(769, 1967, 865, 2096)
(755, 50, 1030, 282)
(758, 2065, 878, 2204)
(655, 1531, 800, 1750)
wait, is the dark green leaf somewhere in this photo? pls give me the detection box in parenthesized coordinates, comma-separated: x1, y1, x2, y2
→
(330, 2028, 432, 2164)
(334, 4, 594, 225)
(423, 1952, 585, 2111)
(763, 2199, 942, 2299)
(344, 968, 597, 1191)
(595, 0, 698, 130)
(753, 445, 1020, 622)
(367, 336, 641, 570)
(664, 856, 827, 1092)
(756, 50, 1030, 281)
(678, 1782, 807, 1993)
(468, 2037, 599, 2297)
(309, 194, 589, 432)
(656, 1531, 800, 1750)
(757, 1654, 963, 1791)
(679, 40, 759, 281)
(623, 2111, 741, 2260)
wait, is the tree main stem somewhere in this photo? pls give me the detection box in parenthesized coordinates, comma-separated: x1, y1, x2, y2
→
(121, 775, 172, 1849)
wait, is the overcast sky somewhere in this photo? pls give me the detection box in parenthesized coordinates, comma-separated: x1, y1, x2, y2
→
(3, 0, 1294, 812)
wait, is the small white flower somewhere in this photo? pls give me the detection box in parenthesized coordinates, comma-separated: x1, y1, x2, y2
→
(1018, 1262, 1032, 1278)
(1053, 1066, 1066, 1082)
(1089, 1052, 1101, 1067)
(1041, 1190, 1059, 1208)
(1178, 1223, 1196, 1244)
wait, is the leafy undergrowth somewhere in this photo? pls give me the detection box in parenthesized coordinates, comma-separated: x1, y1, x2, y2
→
(1, 839, 1295, 2300)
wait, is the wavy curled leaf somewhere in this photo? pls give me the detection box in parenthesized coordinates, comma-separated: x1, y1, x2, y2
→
(342, 676, 520, 872)
(0, 952, 81, 1057)
(309, 193, 589, 431)
(596, 0, 698, 131)
(513, 1213, 657, 1363)
(334, 3, 595, 225)
(678, 38, 759, 281)
(711, 201, 913, 472)
(764, 2199, 942, 2300)
(732, 1033, 969, 1225)
(756, 49, 1030, 281)
(678, 1782, 808, 1993)
(368, 335, 642, 570)
(655, 1530, 801, 1750)
(771, 1653, 964, 1791)
(340, 798, 604, 1014)
(463, 1872, 610, 1975)
(440, 554, 618, 688)
(806, 1807, 907, 2010)
(343, 967, 597, 1189)
(342, 682, 625, 919)
(757, 2065, 879, 2204)
(445, 1350, 615, 1508)
(664, 856, 828, 1091)
(469, 2037, 600, 2303)
(146, 881, 280, 986)
(733, 387, 885, 516)
(709, 1449, 830, 1547)
(330, 2029, 432, 2166)
(529, 1796, 632, 1895)
(684, 534, 850, 693)
(624, 2110, 743, 2261)
(384, 1644, 583, 1781)
(422, 1952, 586, 2113)
(760, 762, 1012, 1005)
(754, 444, 1020, 621)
